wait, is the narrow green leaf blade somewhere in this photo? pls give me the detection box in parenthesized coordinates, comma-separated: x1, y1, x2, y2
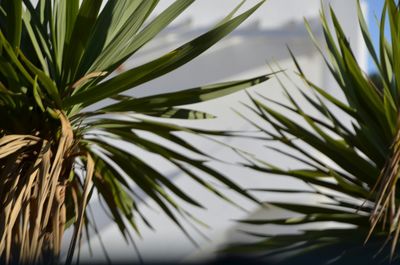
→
(64, 1, 266, 108)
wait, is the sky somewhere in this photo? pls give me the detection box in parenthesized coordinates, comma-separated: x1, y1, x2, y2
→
(368, 0, 385, 73)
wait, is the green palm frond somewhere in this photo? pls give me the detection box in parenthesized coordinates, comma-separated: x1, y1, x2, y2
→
(0, 0, 268, 264)
(226, 0, 400, 264)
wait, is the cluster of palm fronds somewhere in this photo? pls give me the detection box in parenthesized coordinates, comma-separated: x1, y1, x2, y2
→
(227, 0, 400, 264)
(0, 0, 268, 264)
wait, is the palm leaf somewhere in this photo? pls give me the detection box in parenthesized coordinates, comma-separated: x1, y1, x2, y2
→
(225, 0, 400, 264)
(0, 0, 267, 264)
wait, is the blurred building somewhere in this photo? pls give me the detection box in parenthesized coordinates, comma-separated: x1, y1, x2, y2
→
(68, 0, 369, 263)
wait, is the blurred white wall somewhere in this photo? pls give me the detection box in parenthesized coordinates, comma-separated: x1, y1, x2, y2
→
(69, 0, 369, 263)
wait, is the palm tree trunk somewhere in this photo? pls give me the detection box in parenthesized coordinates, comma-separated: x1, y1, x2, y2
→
(369, 115, 400, 259)
(0, 111, 74, 264)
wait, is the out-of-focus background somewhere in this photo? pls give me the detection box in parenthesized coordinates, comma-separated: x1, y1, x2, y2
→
(59, 0, 379, 263)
